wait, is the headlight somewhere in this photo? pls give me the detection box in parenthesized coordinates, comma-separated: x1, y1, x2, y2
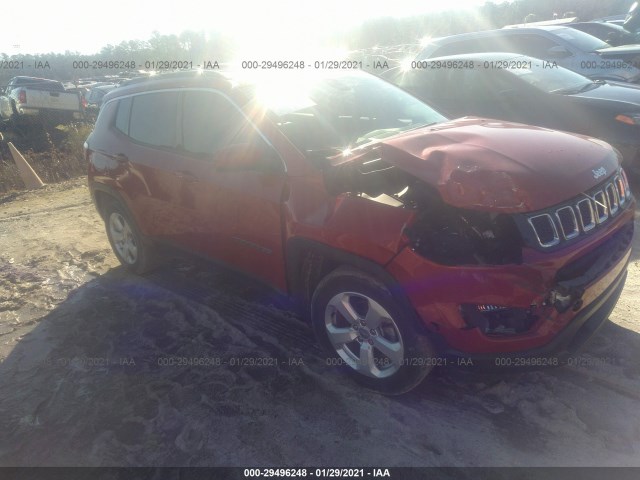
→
(615, 113, 640, 125)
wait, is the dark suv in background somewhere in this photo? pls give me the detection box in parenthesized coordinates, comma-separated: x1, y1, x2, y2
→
(416, 26, 640, 82)
(85, 70, 635, 394)
(396, 52, 640, 174)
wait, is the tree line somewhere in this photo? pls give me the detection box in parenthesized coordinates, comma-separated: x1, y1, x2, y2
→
(0, 0, 633, 86)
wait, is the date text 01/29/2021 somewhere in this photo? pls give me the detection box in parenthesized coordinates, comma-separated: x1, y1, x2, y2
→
(243, 468, 391, 477)
(326, 356, 474, 368)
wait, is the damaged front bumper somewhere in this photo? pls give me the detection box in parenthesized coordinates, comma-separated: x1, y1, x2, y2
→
(385, 203, 635, 360)
(443, 268, 627, 368)
(446, 268, 628, 369)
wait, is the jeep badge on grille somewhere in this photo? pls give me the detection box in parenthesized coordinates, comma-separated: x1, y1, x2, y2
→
(592, 167, 607, 179)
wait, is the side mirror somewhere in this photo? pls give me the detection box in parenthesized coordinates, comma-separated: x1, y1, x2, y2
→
(547, 46, 572, 58)
(605, 32, 621, 45)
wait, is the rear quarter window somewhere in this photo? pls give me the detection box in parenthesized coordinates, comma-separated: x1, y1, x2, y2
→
(115, 97, 132, 135)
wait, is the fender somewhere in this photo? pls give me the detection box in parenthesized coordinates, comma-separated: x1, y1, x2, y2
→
(89, 182, 144, 234)
(285, 236, 430, 335)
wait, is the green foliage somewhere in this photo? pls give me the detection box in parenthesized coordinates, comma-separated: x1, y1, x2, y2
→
(0, 0, 633, 89)
(0, 30, 237, 88)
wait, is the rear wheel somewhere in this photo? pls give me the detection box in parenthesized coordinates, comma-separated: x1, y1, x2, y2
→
(311, 266, 436, 394)
(103, 200, 158, 274)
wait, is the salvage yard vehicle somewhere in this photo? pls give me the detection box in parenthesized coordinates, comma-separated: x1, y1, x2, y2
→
(85, 84, 118, 108)
(415, 26, 640, 83)
(0, 95, 12, 120)
(567, 21, 640, 47)
(86, 70, 635, 394)
(395, 52, 640, 174)
(6, 76, 84, 123)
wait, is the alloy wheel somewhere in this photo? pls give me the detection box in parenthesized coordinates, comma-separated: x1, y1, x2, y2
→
(324, 292, 405, 378)
(108, 212, 138, 265)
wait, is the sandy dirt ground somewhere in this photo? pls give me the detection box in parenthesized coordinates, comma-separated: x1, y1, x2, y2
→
(0, 178, 639, 467)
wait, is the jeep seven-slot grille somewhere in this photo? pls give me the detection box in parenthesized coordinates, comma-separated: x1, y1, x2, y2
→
(526, 170, 632, 249)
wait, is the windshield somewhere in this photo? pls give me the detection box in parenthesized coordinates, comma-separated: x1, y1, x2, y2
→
(553, 27, 611, 51)
(250, 71, 446, 154)
(505, 59, 594, 93)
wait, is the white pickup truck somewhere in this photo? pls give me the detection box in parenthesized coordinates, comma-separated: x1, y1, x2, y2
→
(5, 76, 84, 122)
(0, 95, 12, 120)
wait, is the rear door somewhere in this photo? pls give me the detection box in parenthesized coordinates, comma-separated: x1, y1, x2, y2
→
(109, 91, 189, 243)
(106, 88, 288, 289)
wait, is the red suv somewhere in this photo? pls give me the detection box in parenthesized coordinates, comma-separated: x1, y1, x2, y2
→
(86, 70, 635, 394)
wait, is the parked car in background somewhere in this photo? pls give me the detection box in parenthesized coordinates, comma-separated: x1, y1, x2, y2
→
(65, 85, 90, 110)
(567, 21, 640, 46)
(416, 26, 640, 82)
(86, 69, 635, 394)
(625, 1, 640, 32)
(5, 76, 84, 123)
(86, 84, 118, 107)
(0, 95, 12, 121)
(396, 52, 640, 174)
(595, 14, 628, 26)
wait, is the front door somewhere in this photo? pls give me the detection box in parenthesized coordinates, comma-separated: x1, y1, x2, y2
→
(172, 89, 288, 290)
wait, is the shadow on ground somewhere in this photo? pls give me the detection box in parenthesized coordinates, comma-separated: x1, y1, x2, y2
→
(0, 259, 639, 467)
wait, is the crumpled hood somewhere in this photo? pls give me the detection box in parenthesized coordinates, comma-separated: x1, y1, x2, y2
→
(351, 118, 620, 213)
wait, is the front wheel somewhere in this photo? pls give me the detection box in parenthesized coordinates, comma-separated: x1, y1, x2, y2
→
(311, 267, 436, 395)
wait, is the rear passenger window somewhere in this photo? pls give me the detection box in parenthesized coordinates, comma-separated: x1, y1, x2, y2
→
(115, 97, 132, 135)
(181, 91, 253, 156)
(129, 92, 179, 148)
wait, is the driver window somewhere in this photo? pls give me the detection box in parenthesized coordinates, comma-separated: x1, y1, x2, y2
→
(181, 91, 255, 157)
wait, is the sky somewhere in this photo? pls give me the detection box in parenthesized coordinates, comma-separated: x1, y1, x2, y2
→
(1, 0, 493, 55)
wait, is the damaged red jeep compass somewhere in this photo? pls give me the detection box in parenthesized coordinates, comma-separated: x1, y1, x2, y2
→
(86, 70, 635, 394)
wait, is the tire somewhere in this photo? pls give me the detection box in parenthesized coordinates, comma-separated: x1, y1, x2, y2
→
(103, 199, 158, 274)
(311, 266, 436, 395)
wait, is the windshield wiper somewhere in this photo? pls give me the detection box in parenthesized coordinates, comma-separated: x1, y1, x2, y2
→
(578, 81, 602, 92)
(552, 82, 598, 94)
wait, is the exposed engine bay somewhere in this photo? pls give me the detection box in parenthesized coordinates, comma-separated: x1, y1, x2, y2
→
(324, 154, 523, 266)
